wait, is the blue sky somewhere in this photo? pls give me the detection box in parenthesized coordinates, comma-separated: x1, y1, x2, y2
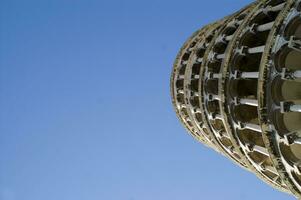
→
(0, 0, 295, 200)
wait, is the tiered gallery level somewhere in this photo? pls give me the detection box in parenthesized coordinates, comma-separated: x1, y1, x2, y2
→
(170, 0, 301, 198)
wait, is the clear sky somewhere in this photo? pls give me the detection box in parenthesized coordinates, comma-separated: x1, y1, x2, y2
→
(0, 0, 296, 200)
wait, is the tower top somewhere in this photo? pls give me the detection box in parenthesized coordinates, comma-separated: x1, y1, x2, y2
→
(170, 0, 301, 198)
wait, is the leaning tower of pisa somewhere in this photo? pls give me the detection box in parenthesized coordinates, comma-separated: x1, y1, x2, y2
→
(170, 0, 301, 198)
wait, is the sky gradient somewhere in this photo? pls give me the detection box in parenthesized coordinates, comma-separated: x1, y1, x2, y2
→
(0, 0, 296, 199)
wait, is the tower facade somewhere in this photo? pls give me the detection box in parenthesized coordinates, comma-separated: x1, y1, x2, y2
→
(170, 0, 301, 197)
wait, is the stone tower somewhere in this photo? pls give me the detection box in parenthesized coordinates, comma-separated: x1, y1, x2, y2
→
(170, 0, 301, 198)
